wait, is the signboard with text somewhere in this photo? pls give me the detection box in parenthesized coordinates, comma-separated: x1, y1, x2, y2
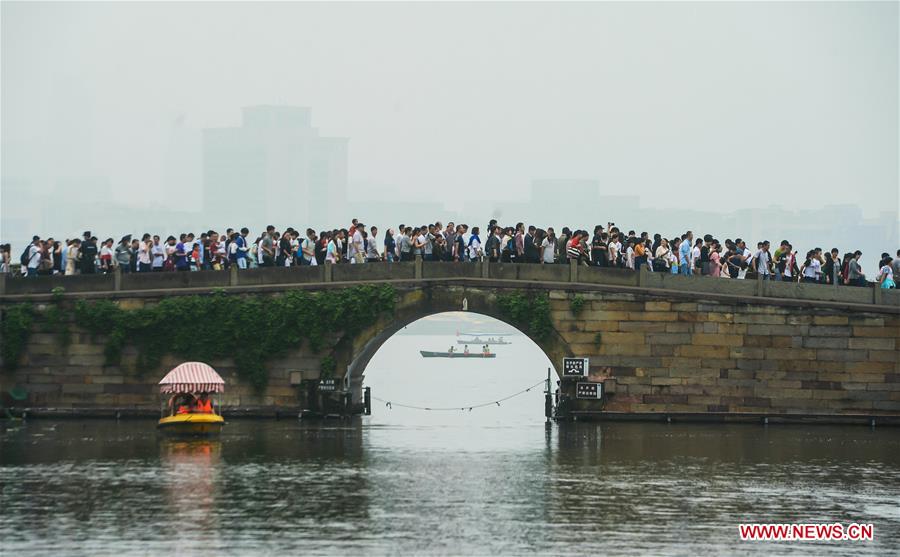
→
(318, 378, 338, 392)
(562, 357, 589, 379)
(576, 382, 603, 400)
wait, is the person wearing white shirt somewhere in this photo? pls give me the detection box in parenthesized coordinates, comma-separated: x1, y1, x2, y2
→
(625, 241, 635, 270)
(467, 227, 482, 261)
(349, 224, 366, 264)
(65, 240, 80, 276)
(877, 256, 896, 289)
(609, 236, 621, 268)
(691, 240, 701, 273)
(26, 236, 42, 277)
(413, 228, 428, 258)
(326, 233, 340, 264)
(654, 239, 673, 271)
(801, 251, 822, 284)
(151, 236, 165, 271)
(165, 238, 177, 266)
(783, 250, 795, 281)
(541, 230, 557, 264)
(735, 239, 751, 279)
(257, 237, 266, 266)
(366, 226, 381, 262)
(138, 236, 153, 272)
(218, 237, 227, 266)
(754, 241, 772, 279)
(301, 228, 318, 266)
(99, 240, 115, 273)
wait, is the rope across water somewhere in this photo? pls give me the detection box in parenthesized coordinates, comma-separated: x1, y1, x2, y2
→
(371, 378, 546, 411)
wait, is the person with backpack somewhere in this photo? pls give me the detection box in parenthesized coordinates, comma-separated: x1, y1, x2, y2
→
(301, 228, 318, 266)
(314, 231, 327, 265)
(523, 225, 540, 263)
(454, 224, 468, 263)
(800, 250, 821, 284)
(77, 232, 97, 274)
(590, 227, 608, 267)
(848, 251, 866, 286)
(877, 255, 896, 289)
(484, 226, 501, 263)
(501, 227, 514, 263)
(398, 227, 413, 262)
(114, 236, 133, 273)
(754, 240, 773, 280)
(513, 223, 525, 263)
(819, 248, 838, 284)
(467, 226, 483, 262)
(21, 236, 42, 277)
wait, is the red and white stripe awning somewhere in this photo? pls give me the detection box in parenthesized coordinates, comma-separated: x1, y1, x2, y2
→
(159, 362, 225, 394)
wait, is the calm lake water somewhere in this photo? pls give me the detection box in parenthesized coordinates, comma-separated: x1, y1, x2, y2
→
(2, 316, 899, 555)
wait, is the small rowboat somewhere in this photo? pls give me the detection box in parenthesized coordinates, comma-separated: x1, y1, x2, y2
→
(420, 350, 496, 358)
(157, 362, 225, 436)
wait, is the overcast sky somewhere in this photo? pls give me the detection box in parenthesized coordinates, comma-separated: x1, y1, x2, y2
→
(2, 1, 897, 220)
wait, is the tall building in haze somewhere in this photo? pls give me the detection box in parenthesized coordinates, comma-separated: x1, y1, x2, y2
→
(203, 106, 348, 229)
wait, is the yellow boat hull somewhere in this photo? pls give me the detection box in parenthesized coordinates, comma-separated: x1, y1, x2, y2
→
(157, 413, 225, 436)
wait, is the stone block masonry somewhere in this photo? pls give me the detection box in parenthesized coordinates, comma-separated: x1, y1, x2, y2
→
(573, 295, 899, 420)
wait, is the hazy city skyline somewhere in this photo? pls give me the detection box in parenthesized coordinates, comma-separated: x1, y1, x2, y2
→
(2, 2, 898, 251)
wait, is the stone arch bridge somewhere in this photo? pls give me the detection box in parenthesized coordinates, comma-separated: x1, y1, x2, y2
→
(1, 260, 898, 422)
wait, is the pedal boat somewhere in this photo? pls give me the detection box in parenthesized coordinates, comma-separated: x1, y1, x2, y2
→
(157, 361, 226, 436)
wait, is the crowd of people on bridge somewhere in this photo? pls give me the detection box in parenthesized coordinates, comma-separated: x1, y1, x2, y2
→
(1, 219, 898, 289)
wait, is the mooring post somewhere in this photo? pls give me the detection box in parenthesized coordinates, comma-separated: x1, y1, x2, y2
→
(568, 258, 577, 282)
(229, 264, 239, 287)
(415, 255, 423, 279)
(113, 265, 122, 291)
(324, 260, 333, 282)
(545, 367, 553, 423)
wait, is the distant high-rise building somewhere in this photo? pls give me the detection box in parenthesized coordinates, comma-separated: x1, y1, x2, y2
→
(203, 106, 348, 229)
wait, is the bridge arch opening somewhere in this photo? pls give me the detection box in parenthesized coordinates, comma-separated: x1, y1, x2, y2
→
(357, 311, 555, 427)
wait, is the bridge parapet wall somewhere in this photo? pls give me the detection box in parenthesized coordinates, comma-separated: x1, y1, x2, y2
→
(2, 260, 897, 309)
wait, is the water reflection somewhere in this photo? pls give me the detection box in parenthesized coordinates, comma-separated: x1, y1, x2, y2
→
(547, 423, 900, 555)
(1, 420, 898, 555)
(161, 439, 223, 544)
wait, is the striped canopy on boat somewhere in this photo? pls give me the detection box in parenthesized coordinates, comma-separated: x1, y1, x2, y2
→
(159, 362, 225, 394)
